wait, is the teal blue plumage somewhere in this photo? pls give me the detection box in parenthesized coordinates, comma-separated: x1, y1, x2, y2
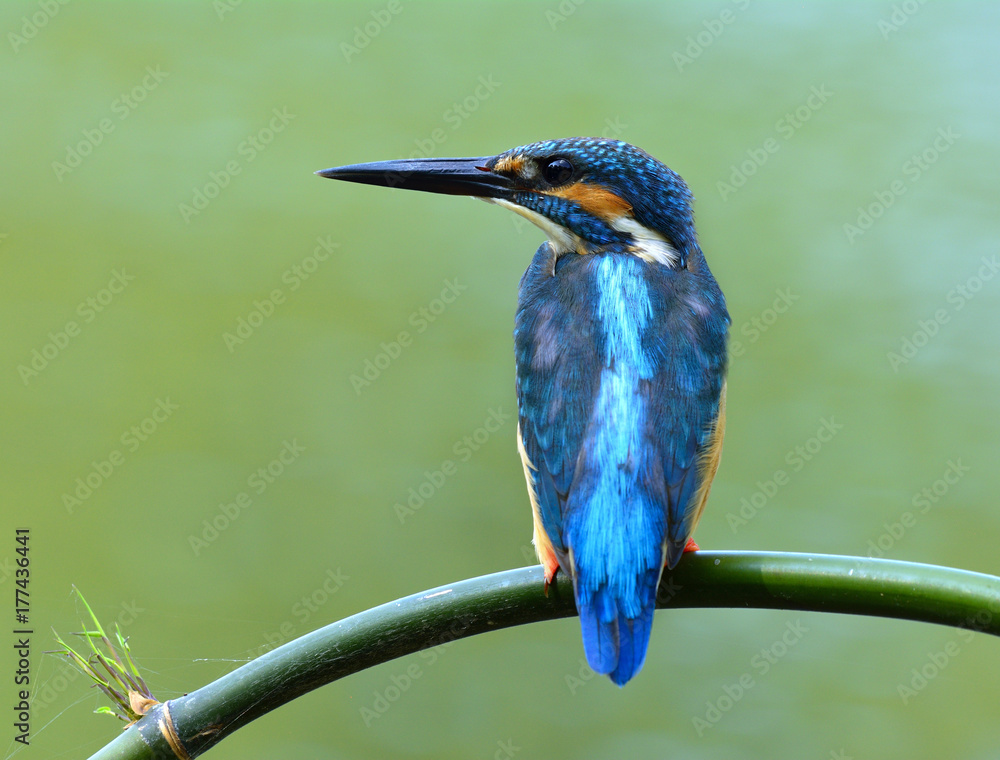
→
(516, 238, 727, 684)
(318, 137, 729, 686)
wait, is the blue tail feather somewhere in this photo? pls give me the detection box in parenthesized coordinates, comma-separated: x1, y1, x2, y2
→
(576, 569, 660, 686)
(610, 599, 655, 686)
(578, 589, 618, 675)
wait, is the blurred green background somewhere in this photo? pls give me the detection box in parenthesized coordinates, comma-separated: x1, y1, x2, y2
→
(3, 2, 1000, 758)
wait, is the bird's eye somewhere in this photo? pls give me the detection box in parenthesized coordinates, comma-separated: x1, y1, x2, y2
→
(541, 157, 574, 186)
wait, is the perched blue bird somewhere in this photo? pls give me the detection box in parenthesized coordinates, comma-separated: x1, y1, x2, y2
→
(318, 138, 729, 685)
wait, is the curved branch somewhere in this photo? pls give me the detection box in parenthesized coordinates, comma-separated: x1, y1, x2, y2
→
(87, 552, 1000, 759)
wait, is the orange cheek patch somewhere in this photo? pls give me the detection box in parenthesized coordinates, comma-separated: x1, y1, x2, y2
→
(549, 182, 633, 222)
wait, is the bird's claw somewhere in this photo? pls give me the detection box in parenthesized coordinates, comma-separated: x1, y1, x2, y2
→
(542, 559, 559, 596)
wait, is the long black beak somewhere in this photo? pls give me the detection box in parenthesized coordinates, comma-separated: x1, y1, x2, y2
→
(315, 156, 512, 199)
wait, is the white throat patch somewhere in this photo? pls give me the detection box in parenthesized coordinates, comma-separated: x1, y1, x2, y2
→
(484, 198, 681, 267)
(610, 216, 682, 267)
(488, 198, 586, 256)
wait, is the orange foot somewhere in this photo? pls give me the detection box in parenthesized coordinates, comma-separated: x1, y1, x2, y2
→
(542, 555, 559, 596)
(663, 538, 700, 568)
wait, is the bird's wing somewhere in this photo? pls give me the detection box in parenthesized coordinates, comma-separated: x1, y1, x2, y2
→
(515, 326, 599, 558)
(515, 244, 729, 571)
(647, 332, 728, 568)
(514, 246, 601, 557)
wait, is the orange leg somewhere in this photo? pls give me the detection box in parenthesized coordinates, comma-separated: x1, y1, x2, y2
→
(540, 548, 560, 596)
(663, 537, 700, 568)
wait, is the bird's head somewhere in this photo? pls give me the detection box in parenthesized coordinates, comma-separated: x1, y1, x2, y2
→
(318, 137, 697, 268)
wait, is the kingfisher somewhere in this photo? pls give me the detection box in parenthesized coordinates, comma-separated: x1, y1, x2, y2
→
(318, 138, 729, 685)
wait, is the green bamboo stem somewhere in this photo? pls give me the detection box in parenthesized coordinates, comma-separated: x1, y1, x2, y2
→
(86, 552, 1000, 759)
